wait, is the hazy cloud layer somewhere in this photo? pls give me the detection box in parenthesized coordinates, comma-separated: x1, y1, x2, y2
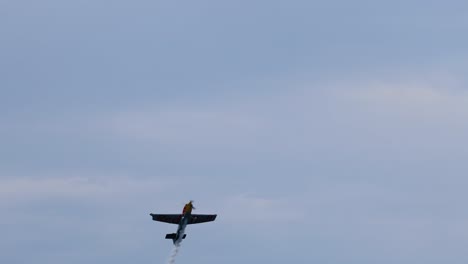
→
(2, 0, 468, 263)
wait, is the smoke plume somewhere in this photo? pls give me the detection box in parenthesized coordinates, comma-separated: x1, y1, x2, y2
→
(167, 243, 181, 264)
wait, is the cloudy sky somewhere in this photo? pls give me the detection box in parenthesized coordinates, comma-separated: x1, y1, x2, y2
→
(2, 1, 468, 263)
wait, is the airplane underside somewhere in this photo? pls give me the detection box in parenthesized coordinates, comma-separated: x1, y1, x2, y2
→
(150, 201, 216, 244)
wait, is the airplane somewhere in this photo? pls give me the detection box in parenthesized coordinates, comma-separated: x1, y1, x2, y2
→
(150, 201, 217, 245)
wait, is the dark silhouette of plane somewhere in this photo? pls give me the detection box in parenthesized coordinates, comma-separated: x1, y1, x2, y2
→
(150, 201, 217, 245)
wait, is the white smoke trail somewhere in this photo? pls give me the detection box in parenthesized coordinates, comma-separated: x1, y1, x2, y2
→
(167, 243, 181, 264)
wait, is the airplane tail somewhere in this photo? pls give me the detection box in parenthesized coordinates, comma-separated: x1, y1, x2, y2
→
(165, 233, 187, 243)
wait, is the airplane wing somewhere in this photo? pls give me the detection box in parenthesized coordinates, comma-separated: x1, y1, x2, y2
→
(150, 214, 181, 224)
(188, 214, 217, 224)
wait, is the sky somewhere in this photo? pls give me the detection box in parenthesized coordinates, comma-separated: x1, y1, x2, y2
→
(1, 1, 468, 263)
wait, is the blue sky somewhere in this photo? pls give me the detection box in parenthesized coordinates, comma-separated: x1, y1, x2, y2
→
(2, 1, 468, 263)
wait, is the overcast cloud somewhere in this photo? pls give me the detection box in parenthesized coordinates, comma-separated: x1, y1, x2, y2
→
(2, 1, 468, 264)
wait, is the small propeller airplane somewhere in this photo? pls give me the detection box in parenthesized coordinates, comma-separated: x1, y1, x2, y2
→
(150, 201, 217, 245)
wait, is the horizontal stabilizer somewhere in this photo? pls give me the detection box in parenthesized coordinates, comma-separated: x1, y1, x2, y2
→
(165, 233, 176, 239)
(165, 233, 187, 239)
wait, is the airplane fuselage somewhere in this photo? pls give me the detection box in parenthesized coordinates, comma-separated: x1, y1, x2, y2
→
(173, 212, 190, 245)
